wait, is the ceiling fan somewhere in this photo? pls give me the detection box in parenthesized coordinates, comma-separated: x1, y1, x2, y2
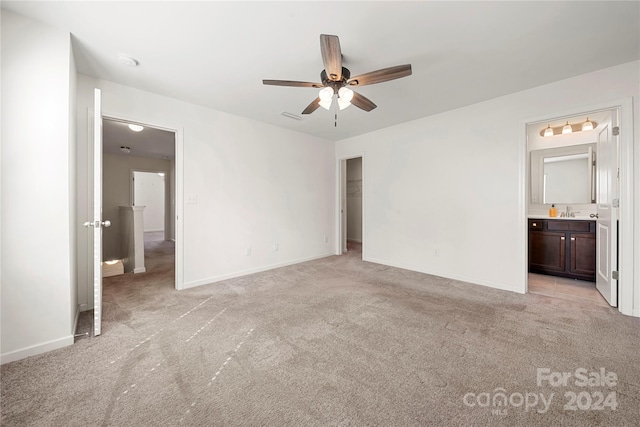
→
(263, 34, 412, 115)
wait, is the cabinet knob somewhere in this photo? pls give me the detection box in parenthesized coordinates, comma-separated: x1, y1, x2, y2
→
(561, 237, 565, 240)
(571, 237, 575, 241)
(532, 223, 537, 227)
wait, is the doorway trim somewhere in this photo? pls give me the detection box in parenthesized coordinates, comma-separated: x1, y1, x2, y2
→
(520, 97, 635, 317)
(102, 113, 184, 291)
(336, 154, 365, 259)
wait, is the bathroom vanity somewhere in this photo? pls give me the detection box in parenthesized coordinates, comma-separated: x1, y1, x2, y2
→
(528, 218, 596, 282)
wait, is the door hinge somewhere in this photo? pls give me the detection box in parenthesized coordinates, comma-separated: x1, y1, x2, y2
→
(612, 198, 620, 208)
(612, 271, 619, 280)
(612, 126, 620, 136)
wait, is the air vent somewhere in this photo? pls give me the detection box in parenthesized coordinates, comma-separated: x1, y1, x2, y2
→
(281, 112, 302, 121)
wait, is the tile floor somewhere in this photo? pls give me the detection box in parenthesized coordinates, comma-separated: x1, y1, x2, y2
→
(528, 273, 610, 307)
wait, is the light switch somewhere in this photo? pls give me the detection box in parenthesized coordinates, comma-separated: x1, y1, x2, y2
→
(186, 194, 198, 204)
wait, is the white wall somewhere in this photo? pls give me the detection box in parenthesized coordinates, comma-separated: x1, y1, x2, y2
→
(336, 61, 639, 308)
(346, 157, 363, 242)
(1, 10, 77, 363)
(102, 154, 170, 261)
(77, 75, 335, 306)
(134, 171, 165, 232)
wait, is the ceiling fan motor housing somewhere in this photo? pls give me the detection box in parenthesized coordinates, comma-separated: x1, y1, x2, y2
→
(321, 67, 351, 92)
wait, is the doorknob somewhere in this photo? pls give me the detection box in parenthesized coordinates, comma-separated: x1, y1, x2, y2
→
(83, 220, 111, 228)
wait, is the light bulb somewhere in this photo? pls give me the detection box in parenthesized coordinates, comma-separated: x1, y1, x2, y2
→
(338, 87, 354, 102)
(318, 87, 333, 101)
(318, 98, 332, 110)
(562, 121, 572, 134)
(338, 98, 351, 110)
(543, 124, 553, 137)
(582, 118, 593, 131)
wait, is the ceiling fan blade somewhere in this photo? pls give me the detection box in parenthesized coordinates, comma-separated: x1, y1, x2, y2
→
(302, 98, 321, 115)
(320, 34, 342, 81)
(347, 64, 412, 87)
(350, 91, 377, 112)
(263, 79, 324, 88)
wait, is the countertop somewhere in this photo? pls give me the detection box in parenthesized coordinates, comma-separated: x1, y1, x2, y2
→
(527, 214, 595, 221)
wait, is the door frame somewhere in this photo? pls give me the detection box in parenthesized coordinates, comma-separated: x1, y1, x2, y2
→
(336, 154, 365, 258)
(101, 113, 184, 291)
(520, 97, 634, 316)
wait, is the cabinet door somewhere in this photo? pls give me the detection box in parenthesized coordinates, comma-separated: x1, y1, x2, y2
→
(529, 231, 565, 273)
(570, 233, 596, 277)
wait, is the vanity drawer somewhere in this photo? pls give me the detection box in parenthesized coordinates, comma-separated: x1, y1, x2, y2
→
(529, 220, 544, 230)
(548, 220, 593, 232)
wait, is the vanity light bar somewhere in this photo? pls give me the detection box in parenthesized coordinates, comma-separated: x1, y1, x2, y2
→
(540, 120, 597, 137)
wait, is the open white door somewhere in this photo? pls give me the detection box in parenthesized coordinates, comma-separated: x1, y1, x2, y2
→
(595, 110, 618, 306)
(83, 88, 108, 336)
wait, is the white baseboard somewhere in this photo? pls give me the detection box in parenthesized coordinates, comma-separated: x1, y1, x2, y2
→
(182, 252, 335, 290)
(133, 267, 146, 273)
(1, 335, 74, 365)
(79, 303, 89, 312)
(363, 256, 524, 294)
(633, 308, 640, 318)
(144, 229, 164, 233)
(347, 238, 362, 243)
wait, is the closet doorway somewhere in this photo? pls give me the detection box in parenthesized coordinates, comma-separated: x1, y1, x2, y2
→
(338, 156, 364, 257)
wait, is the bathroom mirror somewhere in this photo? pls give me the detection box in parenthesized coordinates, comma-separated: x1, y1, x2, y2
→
(530, 143, 596, 204)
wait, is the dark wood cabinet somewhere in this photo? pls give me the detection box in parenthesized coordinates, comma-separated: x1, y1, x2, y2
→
(528, 219, 595, 282)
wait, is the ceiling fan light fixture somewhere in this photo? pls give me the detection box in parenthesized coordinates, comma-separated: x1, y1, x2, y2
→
(338, 87, 354, 102)
(543, 124, 554, 137)
(318, 98, 332, 110)
(562, 121, 572, 134)
(582, 118, 594, 131)
(318, 87, 334, 101)
(337, 97, 351, 110)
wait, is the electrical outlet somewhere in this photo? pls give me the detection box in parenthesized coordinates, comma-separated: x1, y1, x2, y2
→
(245, 247, 251, 256)
(324, 235, 328, 243)
(186, 194, 198, 204)
(434, 249, 439, 256)
(273, 243, 279, 252)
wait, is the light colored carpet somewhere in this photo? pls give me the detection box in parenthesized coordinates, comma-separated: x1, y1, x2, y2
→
(2, 241, 639, 426)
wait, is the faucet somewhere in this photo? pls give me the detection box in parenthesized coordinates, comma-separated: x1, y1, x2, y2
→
(561, 206, 577, 218)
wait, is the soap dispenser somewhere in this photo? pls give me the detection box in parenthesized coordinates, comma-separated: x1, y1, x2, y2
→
(549, 204, 558, 217)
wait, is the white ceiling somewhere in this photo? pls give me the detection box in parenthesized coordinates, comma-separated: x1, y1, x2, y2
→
(103, 119, 175, 160)
(4, 1, 639, 142)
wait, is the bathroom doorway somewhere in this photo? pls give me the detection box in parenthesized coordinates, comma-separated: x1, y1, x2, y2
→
(524, 105, 626, 309)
